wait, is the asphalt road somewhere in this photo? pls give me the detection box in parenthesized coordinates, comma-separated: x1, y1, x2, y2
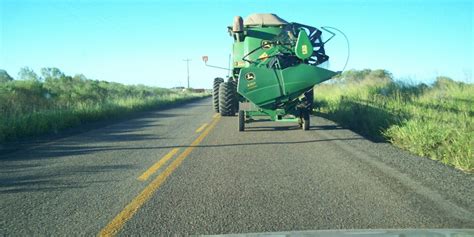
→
(1, 98, 473, 236)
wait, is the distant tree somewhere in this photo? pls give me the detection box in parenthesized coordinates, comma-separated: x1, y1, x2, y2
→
(42, 69, 73, 101)
(0, 69, 14, 82)
(366, 69, 393, 84)
(335, 69, 393, 84)
(41, 67, 65, 81)
(18, 67, 39, 81)
(73, 73, 87, 81)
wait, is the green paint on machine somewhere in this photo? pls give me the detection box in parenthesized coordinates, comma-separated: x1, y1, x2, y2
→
(295, 29, 313, 60)
(210, 13, 339, 131)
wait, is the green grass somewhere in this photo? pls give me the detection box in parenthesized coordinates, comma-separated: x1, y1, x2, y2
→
(0, 93, 206, 143)
(314, 70, 473, 172)
(0, 68, 208, 143)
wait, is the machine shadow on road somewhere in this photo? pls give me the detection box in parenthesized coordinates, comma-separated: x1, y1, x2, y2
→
(0, 110, 181, 194)
(1, 136, 363, 164)
(0, 111, 184, 159)
(0, 107, 189, 157)
(190, 137, 363, 148)
(314, 106, 396, 143)
(243, 124, 345, 132)
(20, 137, 363, 154)
(0, 164, 131, 194)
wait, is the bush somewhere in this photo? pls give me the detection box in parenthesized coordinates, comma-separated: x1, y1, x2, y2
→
(0, 68, 208, 143)
(315, 69, 473, 172)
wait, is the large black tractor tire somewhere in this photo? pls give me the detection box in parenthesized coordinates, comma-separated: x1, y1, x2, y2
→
(229, 79, 239, 114)
(238, 110, 245, 131)
(302, 110, 310, 131)
(213, 77, 224, 113)
(219, 82, 236, 116)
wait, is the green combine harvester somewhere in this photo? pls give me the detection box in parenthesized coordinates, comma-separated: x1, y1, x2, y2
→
(207, 13, 340, 131)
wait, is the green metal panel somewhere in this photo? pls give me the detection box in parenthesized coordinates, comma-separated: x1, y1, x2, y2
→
(245, 108, 299, 122)
(233, 27, 284, 68)
(280, 64, 337, 98)
(295, 30, 313, 60)
(243, 27, 282, 63)
(237, 64, 337, 109)
(232, 42, 245, 68)
(237, 66, 282, 109)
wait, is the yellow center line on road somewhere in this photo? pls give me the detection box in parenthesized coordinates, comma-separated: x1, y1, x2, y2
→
(137, 148, 180, 181)
(212, 113, 219, 118)
(98, 115, 221, 237)
(195, 123, 208, 133)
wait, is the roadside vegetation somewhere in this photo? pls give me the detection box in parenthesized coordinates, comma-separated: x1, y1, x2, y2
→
(314, 69, 473, 172)
(0, 67, 207, 143)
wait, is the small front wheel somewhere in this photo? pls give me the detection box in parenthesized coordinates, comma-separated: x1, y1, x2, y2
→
(302, 110, 310, 131)
(238, 110, 245, 131)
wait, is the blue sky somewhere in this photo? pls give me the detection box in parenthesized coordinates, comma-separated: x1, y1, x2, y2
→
(0, 0, 472, 88)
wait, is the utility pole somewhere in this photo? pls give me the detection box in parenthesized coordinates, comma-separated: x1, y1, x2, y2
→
(183, 58, 191, 89)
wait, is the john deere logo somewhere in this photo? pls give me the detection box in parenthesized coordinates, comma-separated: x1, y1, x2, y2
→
(245, 72, 255, 81)
(261, 40, 272, 49)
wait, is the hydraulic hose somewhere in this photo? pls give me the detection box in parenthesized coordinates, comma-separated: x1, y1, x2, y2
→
(321, 26, 350, 72)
